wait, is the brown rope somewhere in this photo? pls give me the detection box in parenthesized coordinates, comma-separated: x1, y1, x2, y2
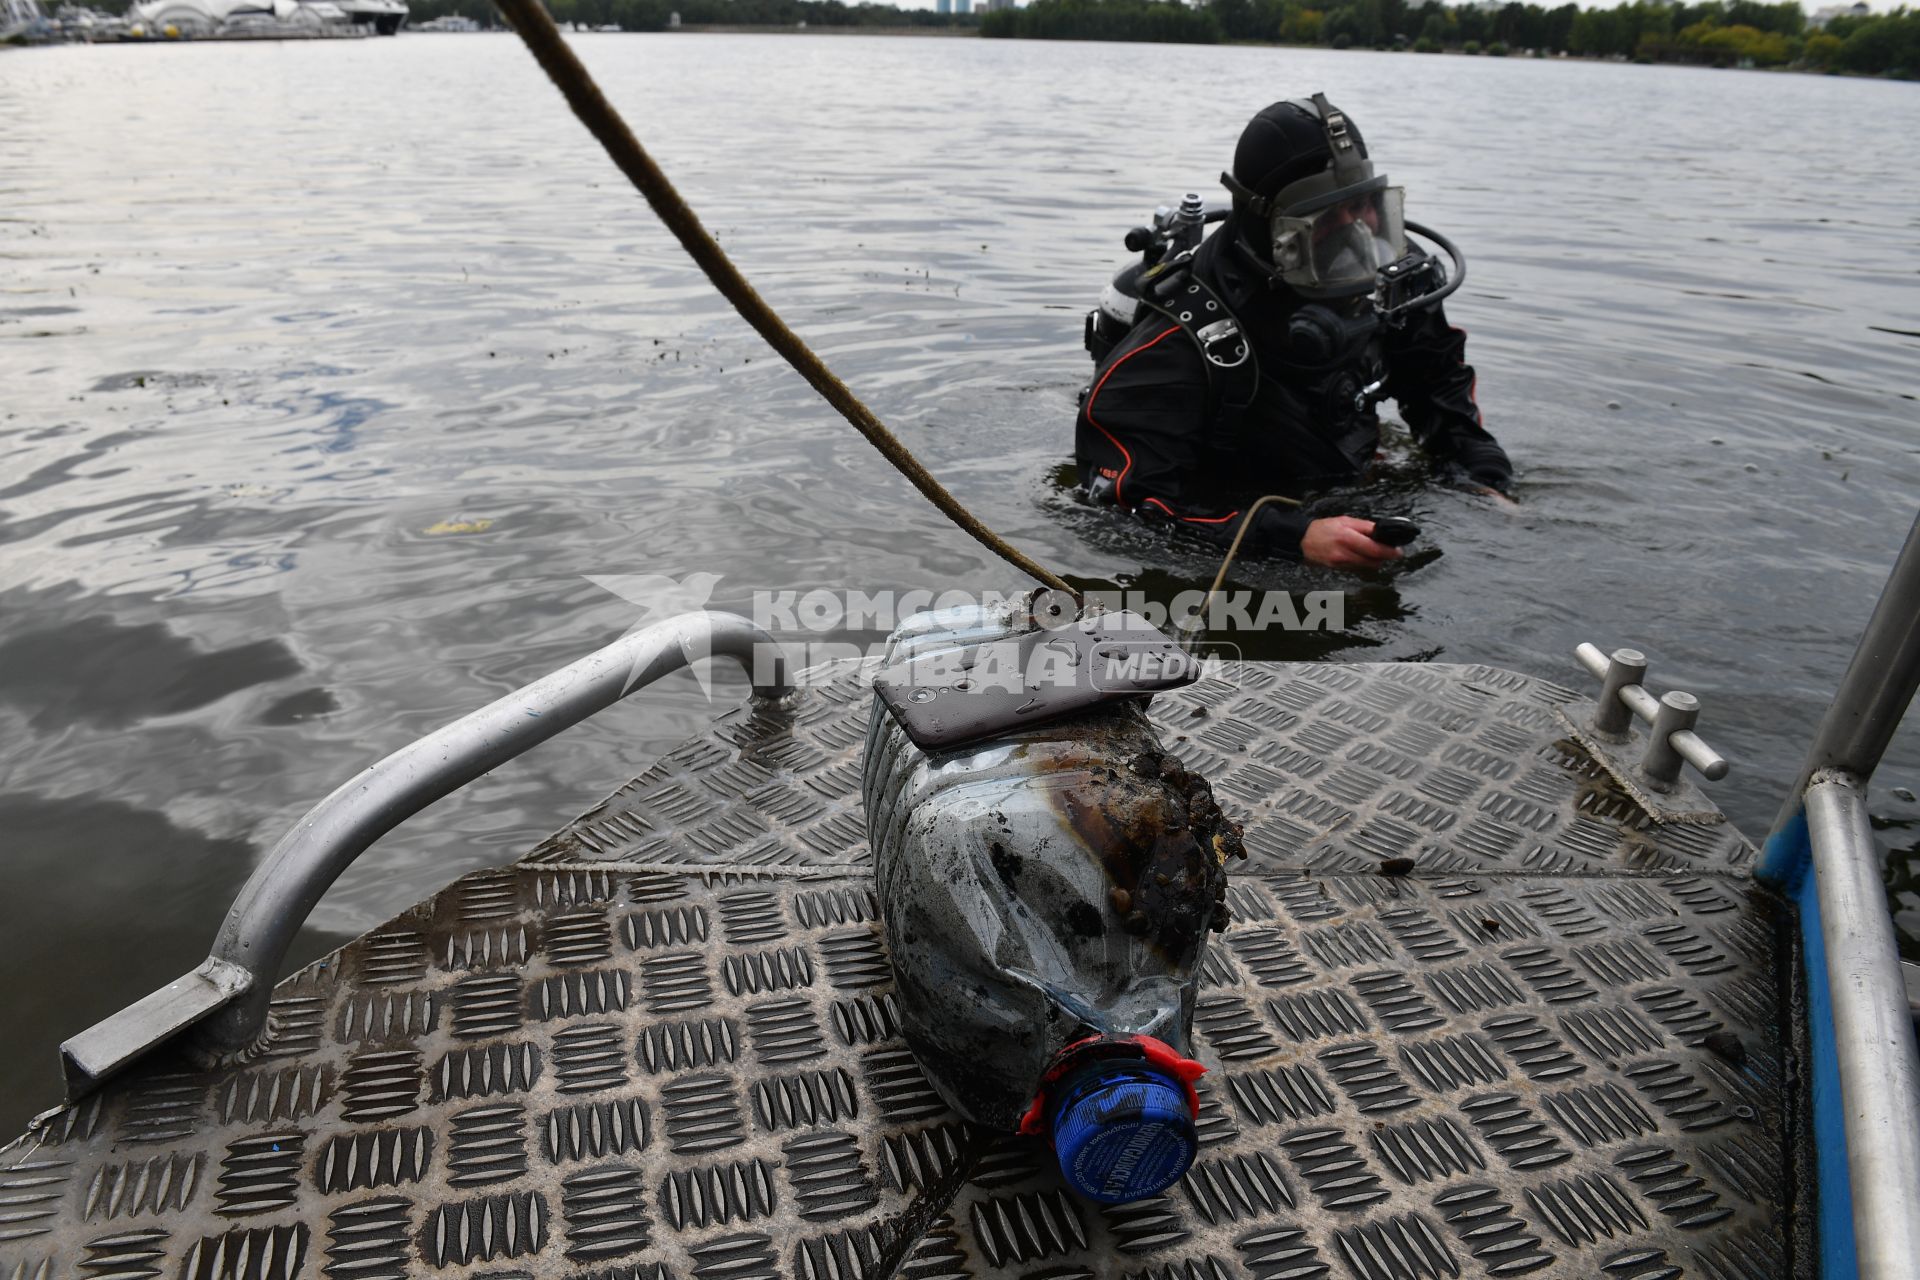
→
(493, 0, 1073, 595)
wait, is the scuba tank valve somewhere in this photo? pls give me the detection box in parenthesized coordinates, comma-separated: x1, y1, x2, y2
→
(1170, 192, 1207, 253)
(1086, 194, 1230, 362)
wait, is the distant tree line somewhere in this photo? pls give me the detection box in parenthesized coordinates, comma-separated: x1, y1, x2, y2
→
(407, 0, 973, 30)
(394, 0, 1913, 76)
(979, 0, 1918, 75)
(975, 0, 1218, 39)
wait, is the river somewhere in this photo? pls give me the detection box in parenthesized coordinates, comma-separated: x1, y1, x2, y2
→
(0, 32, 1915, 1133)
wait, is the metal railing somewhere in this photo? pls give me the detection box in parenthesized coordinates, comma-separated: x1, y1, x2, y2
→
(1762, 512, 1920, 1280)
(59, 611, 792, 1096)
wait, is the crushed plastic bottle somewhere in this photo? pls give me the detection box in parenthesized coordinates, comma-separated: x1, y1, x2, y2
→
(862, 596, 1245, 1203)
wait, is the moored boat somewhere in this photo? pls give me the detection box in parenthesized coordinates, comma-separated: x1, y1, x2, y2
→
(332, 0, 404, 35)
(112, 0, 397, 38)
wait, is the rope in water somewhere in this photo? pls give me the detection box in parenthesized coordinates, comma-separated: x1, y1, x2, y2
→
(1178, 493, 1301, 653)
(492, 0, 1074, 596)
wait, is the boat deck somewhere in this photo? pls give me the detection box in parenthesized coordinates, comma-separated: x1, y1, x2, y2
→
(0, 659, 1804, 1280)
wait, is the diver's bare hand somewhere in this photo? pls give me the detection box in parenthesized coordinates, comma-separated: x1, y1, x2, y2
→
(1474, 487, 1521, 512)
(1302, 517, 1403, 570)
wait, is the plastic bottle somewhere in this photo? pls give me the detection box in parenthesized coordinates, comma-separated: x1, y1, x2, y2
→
(862, 597, 1243, 1203)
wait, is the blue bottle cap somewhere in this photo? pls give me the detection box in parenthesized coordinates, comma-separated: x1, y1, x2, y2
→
(1049, 1063, 1198, 1204)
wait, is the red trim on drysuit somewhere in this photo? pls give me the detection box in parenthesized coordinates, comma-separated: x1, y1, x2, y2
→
(1144, 498, 1242, 525)
(1083, 324, 1184, 509)
(1015, 1033, 1208, 1137)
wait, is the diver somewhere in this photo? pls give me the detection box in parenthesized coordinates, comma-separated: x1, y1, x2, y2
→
(1075, 94, 1514, 571)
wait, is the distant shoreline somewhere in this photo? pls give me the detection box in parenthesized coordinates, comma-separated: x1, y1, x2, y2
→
(550, 28, 1900, 81)
(578, 29, 1892, 77)
(658, 23, 974, 35)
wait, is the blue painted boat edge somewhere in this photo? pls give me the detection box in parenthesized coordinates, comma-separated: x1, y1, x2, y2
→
(1761, 808, 1856, 1280)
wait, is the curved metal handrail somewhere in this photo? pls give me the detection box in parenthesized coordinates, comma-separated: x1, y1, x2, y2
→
(60, 611, 791, 1096)
(1760, 511, 1920, 1280)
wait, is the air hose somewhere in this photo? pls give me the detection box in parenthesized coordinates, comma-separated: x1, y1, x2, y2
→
(493, 0, 1073, 596)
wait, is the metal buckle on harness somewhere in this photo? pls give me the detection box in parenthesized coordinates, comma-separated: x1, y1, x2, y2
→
(1325, 110, 1352, 151)
(1312, 91, 1355, 155)
(1196, 318, 1249, 369)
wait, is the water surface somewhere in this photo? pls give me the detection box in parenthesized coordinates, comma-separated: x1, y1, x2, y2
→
(1, 34, 1917, 1132)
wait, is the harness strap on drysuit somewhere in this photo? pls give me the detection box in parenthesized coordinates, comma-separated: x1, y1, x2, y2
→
(1134, 256, 1261, 459)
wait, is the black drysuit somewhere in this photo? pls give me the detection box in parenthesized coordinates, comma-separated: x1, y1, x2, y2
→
(1076, 217, 1512, 557)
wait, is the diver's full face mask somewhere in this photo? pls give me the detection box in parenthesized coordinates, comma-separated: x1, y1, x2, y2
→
(1271, 186, 1406, 299)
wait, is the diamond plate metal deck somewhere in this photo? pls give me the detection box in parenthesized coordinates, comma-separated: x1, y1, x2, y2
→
(0, 661, 1803, 1280)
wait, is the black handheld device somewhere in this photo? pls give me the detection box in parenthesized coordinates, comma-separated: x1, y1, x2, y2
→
(1362, 516, 1421, 548)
